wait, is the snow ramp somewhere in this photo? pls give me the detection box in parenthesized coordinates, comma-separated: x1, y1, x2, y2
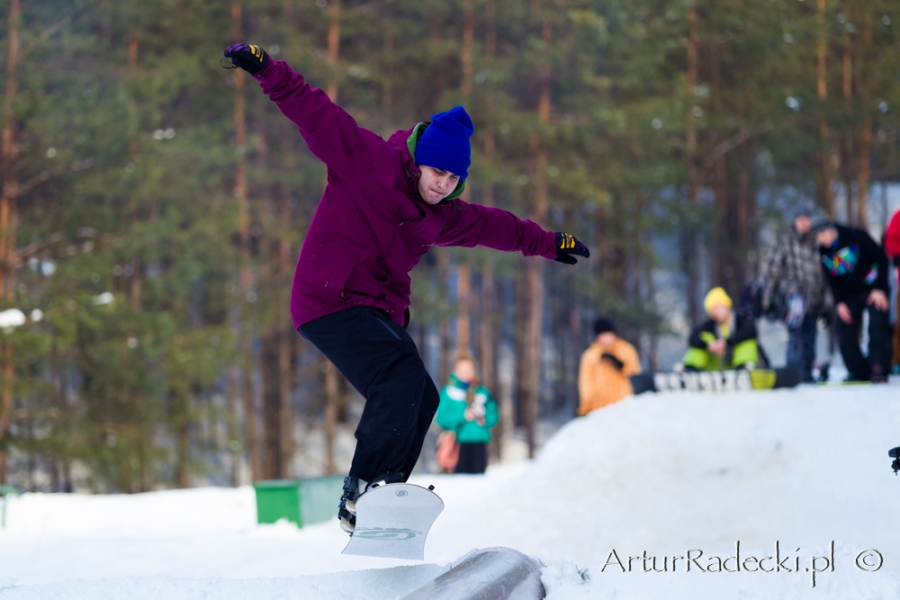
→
(401, 547, 545, 600)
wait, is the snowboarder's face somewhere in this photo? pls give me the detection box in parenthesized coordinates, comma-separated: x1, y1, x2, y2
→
(417, 165, 460, 205)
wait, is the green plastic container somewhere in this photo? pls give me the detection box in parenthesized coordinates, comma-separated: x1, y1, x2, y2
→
(253, 476, 344, 528)
(0, 485, 18, 529)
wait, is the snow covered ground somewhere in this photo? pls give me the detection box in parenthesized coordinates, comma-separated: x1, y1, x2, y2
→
(2, 380, 900, 599)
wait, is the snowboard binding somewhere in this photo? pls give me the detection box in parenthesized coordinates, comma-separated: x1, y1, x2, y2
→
(339, 472, 406, 533)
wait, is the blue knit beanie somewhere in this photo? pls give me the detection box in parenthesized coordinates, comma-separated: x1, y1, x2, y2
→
(415, 105, 474, 179)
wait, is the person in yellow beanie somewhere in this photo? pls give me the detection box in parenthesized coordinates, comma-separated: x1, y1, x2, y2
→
(682, 287, 761, 371)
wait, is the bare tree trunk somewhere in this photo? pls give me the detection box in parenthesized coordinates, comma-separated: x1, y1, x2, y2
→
(175, 402, 190, 488)
(453, 0, 475, 354)
(277, 188, 293, 477)
(643, 225, 659, 371)
(736, 88, 755, 287)
(456, 265, 471, 352)
(323, 0, 341, 476)
(522, 16, 552, 458)
(710, 36, 730, 293)
(438, 251, 452, 384)
(323, 359, 339, 475)
(262, 332, 280, 480)
(856, 13, 872, 229)
(480, 171, 502, 457)
(427, 12, 447, 116)
(684, 6, 701, 327)
(841, 8, 856, 224)
(461, 0, 474, 97)
(231, 2, 260, 481)
(381, 14, 393, 114)
(816, 0, 834, 216)
(736, 146, 751, 287)
(0, 0, 20, 485)
(226, 364, 241, 485)
(513, 269, 529, 429)
(480, 0, 504, 460)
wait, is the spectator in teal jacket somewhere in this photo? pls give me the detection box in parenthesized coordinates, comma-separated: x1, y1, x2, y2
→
(436, 351, 499, 474)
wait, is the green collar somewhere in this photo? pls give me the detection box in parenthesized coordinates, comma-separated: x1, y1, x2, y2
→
(407, 122, 467, 202)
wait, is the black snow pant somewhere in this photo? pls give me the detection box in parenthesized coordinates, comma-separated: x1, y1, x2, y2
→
(298, 306, 440, 483)
(455, 442, 488, 475)
(835, 290, 892, 380)
(786, 314, 818, 382)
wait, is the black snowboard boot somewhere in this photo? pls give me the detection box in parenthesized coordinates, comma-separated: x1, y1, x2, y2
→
(338, 476, 366, 534)
(338, 472, 405, 534)
(816, 362, 830, 384)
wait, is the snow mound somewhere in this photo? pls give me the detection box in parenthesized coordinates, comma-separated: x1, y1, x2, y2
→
(1, 382, 899, 599)
(524, 385, 900, 598)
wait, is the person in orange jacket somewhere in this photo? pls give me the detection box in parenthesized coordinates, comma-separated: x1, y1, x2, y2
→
(578, 317, 642, 415)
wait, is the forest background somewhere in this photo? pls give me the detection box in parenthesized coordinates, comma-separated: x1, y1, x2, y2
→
(1, 0, 898, 493)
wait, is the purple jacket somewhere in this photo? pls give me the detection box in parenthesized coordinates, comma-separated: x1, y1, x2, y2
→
(253, 60, 558, 329)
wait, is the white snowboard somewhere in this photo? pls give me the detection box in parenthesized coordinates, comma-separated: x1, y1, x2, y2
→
(342, 483, 443, 560)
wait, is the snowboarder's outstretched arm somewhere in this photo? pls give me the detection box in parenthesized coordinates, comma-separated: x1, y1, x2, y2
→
(435, 199, 590, 264)
(225, 44, 377, 178)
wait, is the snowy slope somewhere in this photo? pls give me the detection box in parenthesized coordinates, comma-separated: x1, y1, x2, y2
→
(1, 381, 900, 599)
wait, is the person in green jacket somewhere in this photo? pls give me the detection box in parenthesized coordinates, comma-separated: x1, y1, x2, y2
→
(436, 351, 499, 474)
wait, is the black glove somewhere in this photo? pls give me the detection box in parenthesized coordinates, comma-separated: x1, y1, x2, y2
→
(553, 232, 590, 265)
(224, 43, 270, 74)
(600, 352, 625, 371)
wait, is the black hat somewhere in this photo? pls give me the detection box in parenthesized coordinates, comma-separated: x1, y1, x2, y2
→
(593, 317, 616, 336)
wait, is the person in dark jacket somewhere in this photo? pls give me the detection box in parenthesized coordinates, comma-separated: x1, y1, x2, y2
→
(759, 206, 832, 382)
(436, 351, 498, 475)
(682, 287, 760, 371)
(223, 45, 590, 533)
(811, 215, 891, 383)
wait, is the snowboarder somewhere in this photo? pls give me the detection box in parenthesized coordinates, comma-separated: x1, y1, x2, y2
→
(682, 287, 761, 371)
(811, 215, 891, 383)
(759, 206, 832, 383)
(577, 317, 642, 415)
(223, 44, 590, 533)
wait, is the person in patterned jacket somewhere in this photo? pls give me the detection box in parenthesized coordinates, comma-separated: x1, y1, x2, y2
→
(760, 206, 832, 382)
(811, 214, 891, 383)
